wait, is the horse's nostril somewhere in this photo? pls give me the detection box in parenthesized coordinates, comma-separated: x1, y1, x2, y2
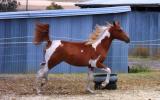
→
(127, 39, 130, 43)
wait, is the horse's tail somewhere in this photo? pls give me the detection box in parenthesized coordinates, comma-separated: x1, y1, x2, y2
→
(33, 22, 50, 45)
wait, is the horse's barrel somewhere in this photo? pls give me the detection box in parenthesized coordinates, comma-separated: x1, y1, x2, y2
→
(94, 73, 118, 90)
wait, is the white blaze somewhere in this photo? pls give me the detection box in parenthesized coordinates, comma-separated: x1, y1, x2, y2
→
(45, 40, 62, 63)
(92, 26, 110, 50)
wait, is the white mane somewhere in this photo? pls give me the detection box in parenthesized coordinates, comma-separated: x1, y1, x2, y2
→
(86, 24, 112, 49)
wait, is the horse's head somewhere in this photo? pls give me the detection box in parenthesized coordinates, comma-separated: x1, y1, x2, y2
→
(33, 23, 49, 45)
(109, 21, 130, 43)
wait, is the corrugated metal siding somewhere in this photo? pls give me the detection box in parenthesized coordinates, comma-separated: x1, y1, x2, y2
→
(0, 19, 27, 73)
(128, 11, 160, 56)
(0, 21, 5, 73)
(0, 7, 130, 73)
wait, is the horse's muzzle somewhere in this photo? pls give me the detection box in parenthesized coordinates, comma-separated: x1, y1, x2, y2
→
(126, 38, 130, 43)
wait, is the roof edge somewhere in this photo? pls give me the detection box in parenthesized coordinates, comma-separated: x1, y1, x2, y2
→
(76, 3, 160, 7)
(0, 6, 131, 20)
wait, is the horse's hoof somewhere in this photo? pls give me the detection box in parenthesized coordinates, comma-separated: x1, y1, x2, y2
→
(101, 81, 109, 88)
(37, 91, 43, 95)
(101, 82, 106, 87)
(86, 89, 95, 94)
(36, 89, 42, 95)
(37, 93, 42, 95)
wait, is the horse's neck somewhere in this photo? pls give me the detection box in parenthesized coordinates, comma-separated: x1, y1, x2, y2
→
(97, 37, 113, 55)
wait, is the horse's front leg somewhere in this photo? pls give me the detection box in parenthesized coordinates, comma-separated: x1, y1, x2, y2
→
(36, 64, 49, 94)
(97, 62, 111, 87)
(86, 67, 95, 94)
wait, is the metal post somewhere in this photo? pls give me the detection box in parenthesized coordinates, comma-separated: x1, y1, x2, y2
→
(26, 0, 28, 11)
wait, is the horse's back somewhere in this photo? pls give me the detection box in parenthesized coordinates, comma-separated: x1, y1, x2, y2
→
(57, 40, 93, 66)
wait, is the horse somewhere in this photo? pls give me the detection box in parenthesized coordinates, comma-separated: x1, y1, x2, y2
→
(33, 21, 130, 94)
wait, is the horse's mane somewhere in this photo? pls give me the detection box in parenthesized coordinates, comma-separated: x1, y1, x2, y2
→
(86, 23, 112, 45)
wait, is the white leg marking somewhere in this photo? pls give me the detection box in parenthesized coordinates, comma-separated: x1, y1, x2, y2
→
(86, 68, 94, 93)
(101, 67, 111, 87)
(37, 40, 62, 95)
(37, 65, 49, 79)
(36, 65, 49, 94)
(89, 56, 100, 68)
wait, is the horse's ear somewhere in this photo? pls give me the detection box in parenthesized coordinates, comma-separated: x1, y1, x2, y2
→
(113, 21, 120, 26)
(45, 24, 49, 27)
(116, 21, 120, 25)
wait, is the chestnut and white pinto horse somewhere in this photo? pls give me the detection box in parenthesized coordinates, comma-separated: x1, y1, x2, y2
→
(33, 21, 130, 94)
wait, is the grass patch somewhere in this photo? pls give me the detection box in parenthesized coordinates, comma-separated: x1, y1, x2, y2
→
(129, 64, 151, 73)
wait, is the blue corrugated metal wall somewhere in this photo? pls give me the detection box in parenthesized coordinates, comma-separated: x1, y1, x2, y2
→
(0, 19, 27, 73)
(0, 7, 130, 73)
(128, 11, 160, 56)
(0, 21, 5, 73)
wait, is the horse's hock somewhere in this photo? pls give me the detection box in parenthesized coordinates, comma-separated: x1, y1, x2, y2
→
(94, 73, 118, 90)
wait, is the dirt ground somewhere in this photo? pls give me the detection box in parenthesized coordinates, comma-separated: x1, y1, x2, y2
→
(0, 72, 160, 100)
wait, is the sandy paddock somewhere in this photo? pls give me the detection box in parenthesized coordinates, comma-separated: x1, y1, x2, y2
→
(0, 72, 160, 100)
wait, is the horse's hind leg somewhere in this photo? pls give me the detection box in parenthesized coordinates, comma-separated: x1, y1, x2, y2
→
(36, 53, 63, 94)
(36, 64, 49, 94)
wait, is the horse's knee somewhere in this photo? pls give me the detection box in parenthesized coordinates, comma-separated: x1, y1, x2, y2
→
(101, 67, 111, 74)
(106, 67, 111, 74)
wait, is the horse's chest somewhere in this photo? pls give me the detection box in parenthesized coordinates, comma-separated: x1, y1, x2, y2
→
(89, 55, 100, 67)
(88, 50, 106, 67)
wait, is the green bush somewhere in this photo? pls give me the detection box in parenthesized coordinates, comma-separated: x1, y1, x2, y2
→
(129, 64, 151, 73)
(0, 0, 20, 12)
(46, 2, 63, 10)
